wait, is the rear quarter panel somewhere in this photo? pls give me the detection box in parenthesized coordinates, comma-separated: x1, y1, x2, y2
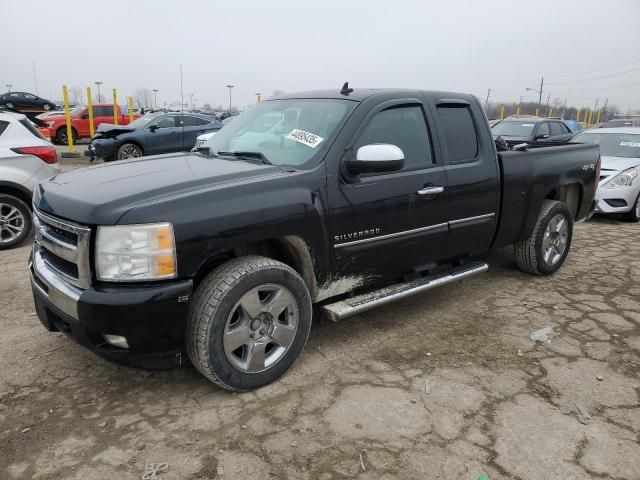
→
(493, 143, 599, 248)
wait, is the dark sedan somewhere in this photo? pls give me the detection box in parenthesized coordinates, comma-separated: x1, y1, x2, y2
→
(0, 91, 57, 113)
(88, 112, 222, 161)
(491, 116, 575, 147)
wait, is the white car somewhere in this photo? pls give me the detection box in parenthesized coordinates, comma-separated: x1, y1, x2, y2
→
(573, 127, 640, 222)
(192, 130, 217, 151)
(0, 111, 60, 248)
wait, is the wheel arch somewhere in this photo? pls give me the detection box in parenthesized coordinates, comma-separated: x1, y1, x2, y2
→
(544, 183, 582, 219)
(192, 235, 319, 301)
(0, 182, 33, 210)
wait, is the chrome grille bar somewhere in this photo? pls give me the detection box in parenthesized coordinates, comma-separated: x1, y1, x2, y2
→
(33, 208, 92, 289)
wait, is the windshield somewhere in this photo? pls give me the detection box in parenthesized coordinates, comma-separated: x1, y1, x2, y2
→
(203, 99, 352, 167)
(491, 121, 536, 137)
(128, 112, 163, 129)
(573, 132, 640, 158)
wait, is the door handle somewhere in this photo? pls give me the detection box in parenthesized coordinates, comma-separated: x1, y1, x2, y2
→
(417, 186, 444, 195)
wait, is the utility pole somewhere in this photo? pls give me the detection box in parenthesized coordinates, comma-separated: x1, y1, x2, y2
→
(226, 84, 234, 113)
(561, 98, 567, 118)
(484, 88, 491, 110)
(5, 84, 12, 92)
(538, 77, 544, 111)
(153, 89, 159, 109)
(94, 81, 102, 103)
(602, 98, 609, 122)
(545, 93, 550, 116)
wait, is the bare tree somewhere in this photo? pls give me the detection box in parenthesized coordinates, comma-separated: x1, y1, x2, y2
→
(69, 86, 83, 105)
(134, 88, 154, 109)
(202, 102, 212, 110)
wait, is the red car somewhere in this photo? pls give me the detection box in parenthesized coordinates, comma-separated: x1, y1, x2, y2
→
(46, 104, 141, 145)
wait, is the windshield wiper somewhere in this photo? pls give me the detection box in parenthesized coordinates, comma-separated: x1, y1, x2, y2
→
(215, 151, 272, 165)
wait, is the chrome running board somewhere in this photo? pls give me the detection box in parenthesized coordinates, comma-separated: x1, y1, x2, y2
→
(322, 261, 488, 322)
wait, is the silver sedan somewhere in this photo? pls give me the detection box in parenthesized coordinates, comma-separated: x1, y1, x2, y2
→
(572, 127, 640, 222)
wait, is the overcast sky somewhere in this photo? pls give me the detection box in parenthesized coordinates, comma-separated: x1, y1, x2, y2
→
(3, 0, 640, 111)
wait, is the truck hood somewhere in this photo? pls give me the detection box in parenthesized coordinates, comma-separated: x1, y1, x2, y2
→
(34, 153, 287, 225)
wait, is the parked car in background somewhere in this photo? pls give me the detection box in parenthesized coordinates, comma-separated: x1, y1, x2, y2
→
(192, 130, 218, 151)
(0, 112, 59, 249)
(602, 117, 640, 128)
(572, 127, 640, 222)
(36, 111, 63, 120)
(45, 104, 142, 145)
(0, 92, 57, 113)
(491, 116, 575, 146)
(87, 112, 223, 161)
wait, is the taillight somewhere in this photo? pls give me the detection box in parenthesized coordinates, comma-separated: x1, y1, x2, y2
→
(11, 146, 59, 164)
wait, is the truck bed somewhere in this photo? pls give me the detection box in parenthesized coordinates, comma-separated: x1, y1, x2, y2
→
(493, 143, 600, 249)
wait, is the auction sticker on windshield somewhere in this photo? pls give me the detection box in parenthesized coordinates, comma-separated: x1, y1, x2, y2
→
(286, 129, 324, 148)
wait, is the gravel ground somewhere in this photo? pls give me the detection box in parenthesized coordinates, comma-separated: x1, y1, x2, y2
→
(1, 215, 639, 479)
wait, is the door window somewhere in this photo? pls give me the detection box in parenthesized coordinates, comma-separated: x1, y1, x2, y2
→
(150, 116, 176, 129)
(24, 93, 37, 100)
(93, 106, 114, 117)
(536, 122, 550, 137)
(355, 105, 433, 172)
(436, 106, 479, 163)
(549, 122, 564, 136)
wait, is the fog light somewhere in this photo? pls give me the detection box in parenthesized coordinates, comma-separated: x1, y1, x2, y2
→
(102, 334, 130, 349)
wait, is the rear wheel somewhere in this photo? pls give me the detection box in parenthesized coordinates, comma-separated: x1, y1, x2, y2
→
(624, 193, 640, 222)
(4, 101, 14, 109)
(514, 200, 573, 275)
(117, 143, 143, 160)
(0, 195, 32, 250)
(186, 256, 312, 391)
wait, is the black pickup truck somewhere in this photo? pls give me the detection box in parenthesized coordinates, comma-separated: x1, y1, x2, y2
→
(29, 86, 600, 391)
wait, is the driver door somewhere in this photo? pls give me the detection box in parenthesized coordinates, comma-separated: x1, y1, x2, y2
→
(329, 100, 450, 281)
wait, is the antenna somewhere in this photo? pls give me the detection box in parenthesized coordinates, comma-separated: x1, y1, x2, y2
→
(340, 82, 353, 96)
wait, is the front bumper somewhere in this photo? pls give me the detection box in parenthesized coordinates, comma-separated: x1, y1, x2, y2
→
(29, 244, 193, 369)
(594, 184, 639, 214)
(87, 138, 118, 160)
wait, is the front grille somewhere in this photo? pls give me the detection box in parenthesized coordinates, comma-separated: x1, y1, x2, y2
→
(33, 209, 92, 289)
(40, 247, 79, 278)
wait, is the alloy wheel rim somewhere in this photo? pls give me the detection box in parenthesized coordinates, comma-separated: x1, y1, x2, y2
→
(542, 213, 568, 266)
(636, 198, 640, 218)
(121, 146, 141, 158)
(0, 203, 25, 243)
(223, 283, 299, 373)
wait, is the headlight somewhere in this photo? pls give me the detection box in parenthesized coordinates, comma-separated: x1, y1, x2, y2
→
(602, 167, 638, 189)
(96, 223, 176, 281)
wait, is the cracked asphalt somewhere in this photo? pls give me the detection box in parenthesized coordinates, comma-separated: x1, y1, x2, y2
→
(1, 212, 639, 479)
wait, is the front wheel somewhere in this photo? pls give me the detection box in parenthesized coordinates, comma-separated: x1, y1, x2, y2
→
(4, 101, 14, 109)
(514, 200, 574, 276)
(55, 127, 77, 145)
(624, 193, 640, 223)
(117, 143, 143, 160)
(186, 256, 312, 391)
(0, 195, 32, 250)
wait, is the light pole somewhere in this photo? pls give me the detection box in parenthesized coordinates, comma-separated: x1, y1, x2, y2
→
(255, 92, 262, 103)
(152, 89, 158, 109)
(6, 84, 12, 92)
(226, 84, 234, 113)
(94, 81, 102, 103)
(526, 87, 541, 116)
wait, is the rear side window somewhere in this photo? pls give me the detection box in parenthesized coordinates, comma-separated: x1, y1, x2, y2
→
(94, 106, 114, 117)
(356, 105, 433, 171)
(19, 119, 45, 140)
(180, 115, 209, 127)
(436, 106, 478, 163)
(0, 120, 9, 137)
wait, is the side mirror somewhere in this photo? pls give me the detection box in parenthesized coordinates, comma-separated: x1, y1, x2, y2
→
(344, 144, 405, 174)
(535, 133, 550, 140)
(149, 124, 159, 132)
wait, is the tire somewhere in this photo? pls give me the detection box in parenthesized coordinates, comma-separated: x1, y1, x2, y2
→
(624, 193, 640, 223)
(514, 200, 573, 276)
(43, 104, 51, 111)
(117, 143, 143, 160)
(4, 102, 13, 109)
(186, 256, 312, 391)
(0, 195, 32, 250)
(55, 127, 77, 145)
